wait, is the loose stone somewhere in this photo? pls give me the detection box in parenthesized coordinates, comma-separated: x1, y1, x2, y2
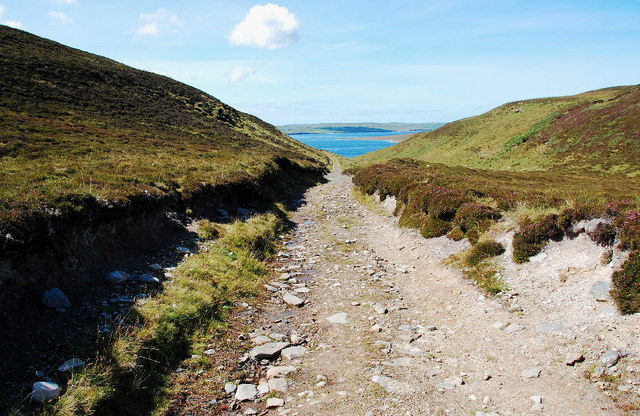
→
(41, 288, 71, 309)
(521, 368, 542, 379)
(283, 292, 305, 307)
(58, 358, 84, 372)
(327, 312, 349, 324)
(281, 346, 307, 360)
(266, 397, 285, 408)
(249, 342, 289, 361)
(31, 382, 61, 403)
(234, 384, 258, 401)
(267, 365, 297, 379)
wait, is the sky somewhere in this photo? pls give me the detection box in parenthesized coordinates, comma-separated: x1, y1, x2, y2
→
(1, 0, 639, 125)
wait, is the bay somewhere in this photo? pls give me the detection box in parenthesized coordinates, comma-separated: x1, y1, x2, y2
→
(289, 131, 402, 158)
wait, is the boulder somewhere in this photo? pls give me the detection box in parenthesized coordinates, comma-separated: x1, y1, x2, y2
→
(234, 384, 257, 401)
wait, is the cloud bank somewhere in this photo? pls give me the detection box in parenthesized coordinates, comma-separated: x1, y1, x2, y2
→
(136, 8, 181, 36)
(227, 66, 255, 83)
(49, 11, 73, 23)
(228, 3, 300, 50)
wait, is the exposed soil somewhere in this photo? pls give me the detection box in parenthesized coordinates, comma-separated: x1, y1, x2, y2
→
(200, 160, 640, 415)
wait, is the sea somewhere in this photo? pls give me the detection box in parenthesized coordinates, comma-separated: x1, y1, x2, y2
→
(288, 131, 405, 158)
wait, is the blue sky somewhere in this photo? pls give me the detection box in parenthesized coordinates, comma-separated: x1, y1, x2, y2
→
(1, 0, 639, 125)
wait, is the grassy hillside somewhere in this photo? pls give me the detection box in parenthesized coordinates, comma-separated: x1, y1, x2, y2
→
(356, 86, 640, 175)
(0, 26, 327, 244)
(279, 122, 444, 134)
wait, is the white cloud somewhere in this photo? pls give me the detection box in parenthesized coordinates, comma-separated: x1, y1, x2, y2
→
(3, 20, 24, 29)
(135, 8, 181, 36)
(0, 5, 5, 16)
(227, 66, 255, 83)
(54, 0, 77, 5)
(49, 11, 73, 23)
(228, 3, 300, 50)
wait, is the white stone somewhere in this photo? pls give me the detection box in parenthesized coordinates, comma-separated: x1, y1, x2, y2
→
(268, 378, 287, 392)
(521, 368, 542, 379)
(504, 323, 524, 334)
(249, 342, 289, 360)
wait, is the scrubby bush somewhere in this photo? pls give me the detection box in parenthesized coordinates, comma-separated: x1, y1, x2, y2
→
(512, 214, 564, 263)
(420, 218, 452, 238)
(465, 240, 505, 267)
(588, 222, 617, 247)
(416, 185, 468, 220)
(611, 251, 640, 314)
(454, 202, 500, 233)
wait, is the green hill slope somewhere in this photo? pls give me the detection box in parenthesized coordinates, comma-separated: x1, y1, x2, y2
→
(0, 26, 327, 243)
(356, 86, 640, 175)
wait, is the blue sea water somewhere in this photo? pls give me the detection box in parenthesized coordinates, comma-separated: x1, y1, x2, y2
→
(289, 131, 403, 158)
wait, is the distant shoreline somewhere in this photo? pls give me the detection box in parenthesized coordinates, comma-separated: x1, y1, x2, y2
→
(336, 132, 415, 143)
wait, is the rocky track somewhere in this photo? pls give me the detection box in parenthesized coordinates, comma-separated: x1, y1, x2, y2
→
(214, 163, 636, 416)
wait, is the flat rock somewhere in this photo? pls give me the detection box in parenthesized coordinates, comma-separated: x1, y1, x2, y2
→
(266, 397, 285, 408)
(521, 368, 542, 379)
(504, 323, 524, 334)
(267, 365, 297, 379)
(535, 322, 564, 333)
(58, 358, 84, 372)
(371, 375, 410, 393)
(251, 335, 272, 345)
(565, 353, 585, 366)
(31, 382, 60, 403)
(224, 382, 236, 394)
(104, 271, 128, 284)
(249, 342, 289, 361)
(599, 349, 621, 368)
(590, 281, 611, 301)
(41, 288, 71, 309)
(327, 312, 349, 324)
(283, 292, 305, 307)
(281, 346, 307, 360)
(268, 377, 287, 392)
(133, 274, 160, 283)
(235, 384, 257, 401)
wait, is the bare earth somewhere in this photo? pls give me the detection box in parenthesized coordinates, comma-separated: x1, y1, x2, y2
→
(221, 163, 639, 415)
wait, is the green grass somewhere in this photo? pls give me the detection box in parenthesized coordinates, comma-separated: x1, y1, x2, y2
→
(0, 26, 328, 246)
(356, 85, 640, 176)
(19, 212, 284, 416)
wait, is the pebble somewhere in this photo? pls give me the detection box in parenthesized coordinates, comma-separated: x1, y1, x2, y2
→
(224, 382, 236, 394)
(41, 288, 71, 309)
(327, 312, 349, 324)
(203, 348, 216, 356)
(234, 384, 257, 401)
(371, 375, 409, 393)
(373, 304, 388, 314)
(31, 381, 60, 403)
(370, 324, 383, 333)
(132, 274, 160, 284)
(565, 353, 585, 366)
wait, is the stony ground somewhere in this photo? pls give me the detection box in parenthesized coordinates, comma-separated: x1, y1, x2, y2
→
(212, 163, 640, 416)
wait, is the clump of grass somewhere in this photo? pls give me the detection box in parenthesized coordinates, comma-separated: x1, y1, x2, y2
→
(37, 213, 283, 415)
(611, 251, 640, 314)
(420, 218, 452, 239)
(512, 214, 564, 263)
(197, 219, 222, 240)
(464, 266, 508, 295)
(465, 240, 505, 267)
(454, 202, 500, 236)
(446, 226, 465, 241)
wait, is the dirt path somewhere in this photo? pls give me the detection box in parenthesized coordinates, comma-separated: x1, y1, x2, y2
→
(230, 163, 624, 416)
